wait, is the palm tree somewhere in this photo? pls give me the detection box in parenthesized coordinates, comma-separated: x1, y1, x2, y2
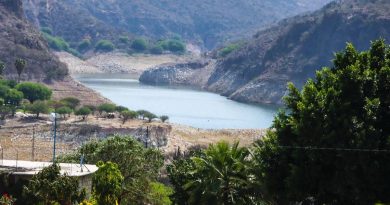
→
(0, 60, 5, 76)
(184, 141, 253, 205)
(14, 58, 26, 83)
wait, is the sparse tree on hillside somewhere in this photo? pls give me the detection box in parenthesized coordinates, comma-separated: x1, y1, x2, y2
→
(14, 58, 26, 83)
(60, 97, 80, 110)
(57, 106, 73, 119)
(98, 103, 116, 116)
(159, 115, 169, 123)
(144, 112, 157, 123)
(75, 106, 92, 120)
(120, 110, 138, 124)
(27, 100, 49, 118)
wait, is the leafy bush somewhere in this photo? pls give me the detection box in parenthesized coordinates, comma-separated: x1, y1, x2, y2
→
(77, 39, 91, 52)
(27, 100, 49, 118)
(131, 38, 148, 52)
(150, 45, 164, 54)
(119, 36, 130, 44)
(43, 33, 70, 51)
(115, 105, 128, 112)
(59, 135, 164, 203)
(98, 103, 116, 115)
(120, 110, 138, 124)
(75, 106, 92, 120)
(60, 97, 80, 109)
(95, 40, 115, 52)
(157, 39, 186, 53)
(57, 106, 72, 118)
(22, 163, 85, 205)
(219, 43, 241, 57)
(159, 115, 169, 123)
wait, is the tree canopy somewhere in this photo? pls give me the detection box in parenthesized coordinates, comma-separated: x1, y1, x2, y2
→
(252, 39, 390, 204)
(16, 82, 52, 103)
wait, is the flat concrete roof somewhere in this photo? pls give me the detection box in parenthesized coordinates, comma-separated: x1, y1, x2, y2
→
(0, 160, 98, 177)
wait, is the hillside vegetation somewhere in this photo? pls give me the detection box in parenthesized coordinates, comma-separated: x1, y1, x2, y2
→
(206, 0, 390, 104)
(22, 0, 331, 50)
(0, 0, 68, 81)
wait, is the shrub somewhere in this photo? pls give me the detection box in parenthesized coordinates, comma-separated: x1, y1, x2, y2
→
(98, 103, 116, 115)
(144, 112, 158, 123)
(95, 40, 115, 52)
(115, 105, 129, 112)
(119, 36, 130, 44)
(159, 115, 169, 123)
(0, 84, 10, 98)
(43, 33, 70, 51)
(167, 39, 186, 53)
(150, 45, 164, 54)
(27, 100, 49, 118)
(57, 106, 72, 118)
(60, 97, 80, 109)
(75, 106, 91, 120)
(121, 110, 138, 124)
(77, 39, 91, 52)
(16, 82, 52, 103)
(131, 38, 148, 52)
(219, 43, 240, 57)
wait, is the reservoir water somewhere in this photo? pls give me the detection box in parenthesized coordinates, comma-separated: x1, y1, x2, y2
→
(76, 74, 279, 129)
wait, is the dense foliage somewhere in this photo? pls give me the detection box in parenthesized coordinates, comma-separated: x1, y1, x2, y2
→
(251, 40, 390, 204)
(22, 163, 85, 205)
(59, 135, 165, 204)
(93, 161, 124, 205)
(95, 40, 115, 52)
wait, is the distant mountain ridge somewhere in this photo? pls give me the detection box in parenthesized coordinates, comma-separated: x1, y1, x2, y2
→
(140, 0, 390, 104)
(22, 0, 332, 49)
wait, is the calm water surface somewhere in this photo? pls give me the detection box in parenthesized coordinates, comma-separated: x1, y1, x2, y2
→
(76, 74, 279, 129)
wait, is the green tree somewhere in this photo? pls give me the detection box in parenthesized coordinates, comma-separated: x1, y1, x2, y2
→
(0, 84, 10, 99)
(95, 40, 115, 52)
(5, 88, 24, 117)
(78, 39, 92, 52)
(150, 45, 163, 54)
(252, 40, 390, 204)
(186, 141, 252, 204)
(115, 105, 128, 113)
(14, 58, 26, 83)
(120, 110, 138, 124)
(27, 100, 49, 118)
(16, 82, 52, 103)
(22, 163, 85, 205)
(60, 97, 80, 109)
(93, 161, 124, 205)
(147, 182, 173, 205)
(160, 115, 169, 123)
(59, 136, 164, 204)
(75, 106, 92, 120)
(131, 38, 148, 52)
(137, 110, 148, 120)
(97, 103, 116, 115)
(144, 112, 157, 123)
(57, 106, 73, 119)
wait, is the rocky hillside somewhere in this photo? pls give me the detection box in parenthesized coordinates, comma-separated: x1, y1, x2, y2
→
(141, 0, 390, 104)
(0, 0, 67, 81)
(22, 0, 332, 49)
